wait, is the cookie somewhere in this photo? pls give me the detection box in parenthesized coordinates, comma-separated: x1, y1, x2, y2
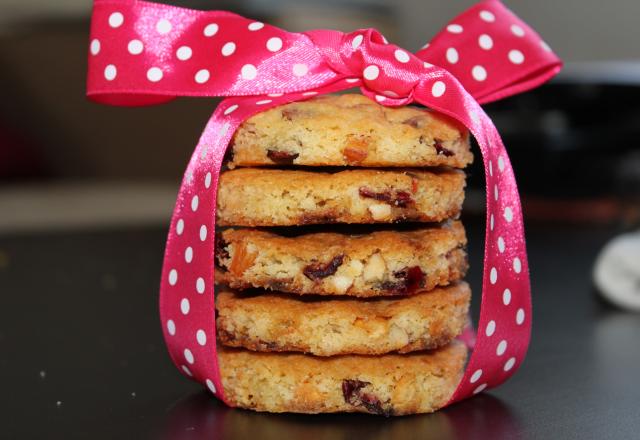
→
(218, 341, 466, 415)
(215, 221, 467, 297)
(228, 94, 472, 169)
(216, 282, 470, 356)
(217, 168, 466, 226)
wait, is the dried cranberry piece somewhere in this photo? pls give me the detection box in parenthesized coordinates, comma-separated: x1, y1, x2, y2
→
(434, 139, 454, 157)
(341, 379, 370, 404)
(379, 266, 425, 295)
(341, 379, 391, 416)
(215, 234, 230, 271)
(303, 254, 345, 280)
(266, 149, 299, 164)
(395, 266, 425, 293)
(359, 187, 393, 203)
(359, 187, 414, 207)
(394, 191, 413, 207)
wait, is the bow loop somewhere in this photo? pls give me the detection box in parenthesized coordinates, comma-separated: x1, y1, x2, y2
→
(417, 0, 561, 104)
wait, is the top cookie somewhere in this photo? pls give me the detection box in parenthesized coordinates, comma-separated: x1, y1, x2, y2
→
(228, 94, 472, 169)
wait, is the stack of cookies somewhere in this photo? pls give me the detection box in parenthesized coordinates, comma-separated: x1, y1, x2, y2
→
(214, 94, 472, 416)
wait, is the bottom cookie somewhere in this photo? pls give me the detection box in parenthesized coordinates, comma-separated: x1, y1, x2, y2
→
(218, 342, 467, 416)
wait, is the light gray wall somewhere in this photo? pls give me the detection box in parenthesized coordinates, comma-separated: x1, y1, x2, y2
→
(396, 0, 640, 61)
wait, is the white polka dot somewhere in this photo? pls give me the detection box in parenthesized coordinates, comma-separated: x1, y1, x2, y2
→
(180, 298, 190, 315)
(191, 195, 199, 212)
(196, 329, 207, 346)
(90, 39, 100, 55)
(185, 247, 193, 263)
(511, 24, 525, 37)
(205, 172, 212, 189)
(184, 348, 194, 364)
(248, 22, 264, 31)
(293, 64, 308, 77)
(219, 123, 229, 137)
(108, 12, 124, 28)
(498, 156, 505, 172)
(479, 34, 493, 50)
(541, 40, 552, 52)
(503, 288, 512, 305)
(363, 65, 379, 80)
(176, 219, 184, 235)
(446, 47, 459, 64)
(104, 64, 117, 81)
(490, 267, 498, 284)
(168, 269, 178, 286)
(241, 64, 257, 80)
(221, 42, 236, 56)
(204, 23, 219, 37)
(470, 369, 483, 383)
(447, 24, 463, 33)
(266, 37, 283, 52)
(257, 98, 272, 104)
(345, 78, 360, 83)
(472, 65, 487, 81)
(302, 91, 318, 96)
(473, 383, 487, 394)
(156, 19, 172, 34)
(504, 357, 516, 372)
(199, 225, 207, 241)
(504, 207, 514, 222)
(509, 49, 525, 64)
(498, 236, 505, 253)
(382, 90, 399, 98)
(206, 379, 217, 393)
(352, 34, 363, 50)
(196, 277, 205, 294)
(494, 184, 499, 201)
(431, 81, 446, 97)
(470, 110, 480, 125)
(486, 320, 496, 337)
(195, 69, 210, 84)
(181, 365, 192, 376)
(497, 340, 507, 356)
(224, 104, 238, 115)
(489, 161, 493, 176)
(513, 257, 522, 273)
(516, 308, 525, 325)
(394, 49, 410, 63)
(375, 95, 386, 103)
(176, 46, 192, 60)
(479, 10, 495, 22)
(147, 67, 163, 82)
(128, 39, 144, 55)
(490, 214, 495, 231)
(167, 319, 176, 336)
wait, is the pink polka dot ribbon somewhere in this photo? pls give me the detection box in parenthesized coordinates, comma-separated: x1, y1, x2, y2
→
(86, 0, 561, 407)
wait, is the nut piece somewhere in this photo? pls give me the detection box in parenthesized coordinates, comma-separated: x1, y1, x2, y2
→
(363, 253, 386, 281)
(368, 204, 391, 221)
(332, 275, 354, 294)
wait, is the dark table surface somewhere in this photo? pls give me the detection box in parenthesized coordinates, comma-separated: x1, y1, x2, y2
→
(1, 218, 639, 440)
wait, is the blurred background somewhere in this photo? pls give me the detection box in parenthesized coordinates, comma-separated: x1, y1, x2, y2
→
(0, 0, 639, 231)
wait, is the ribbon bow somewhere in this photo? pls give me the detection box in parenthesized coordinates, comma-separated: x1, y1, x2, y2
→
(87, 0, 561, 407)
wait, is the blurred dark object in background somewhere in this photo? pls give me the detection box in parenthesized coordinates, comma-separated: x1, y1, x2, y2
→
(473, 62, 640, 225)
